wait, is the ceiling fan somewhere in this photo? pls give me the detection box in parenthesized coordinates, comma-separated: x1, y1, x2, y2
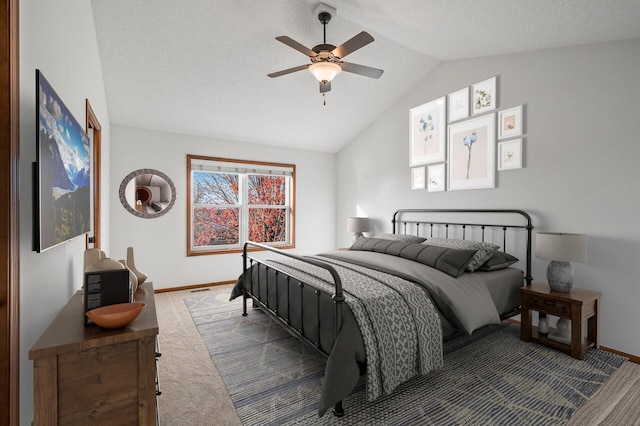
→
(267, 10, 384, 94)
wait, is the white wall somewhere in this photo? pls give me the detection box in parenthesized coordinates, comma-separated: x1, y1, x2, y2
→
(109, 124, 336, 290)
(19, 1, 111, 423)
(337, 38, 640, 357)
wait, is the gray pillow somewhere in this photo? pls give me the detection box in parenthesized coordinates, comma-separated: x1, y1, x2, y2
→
(422, 238, 499, 272)
(372, 233, 426, 244)
(350, 238, 476, 277)
(477, 251, 519, 271)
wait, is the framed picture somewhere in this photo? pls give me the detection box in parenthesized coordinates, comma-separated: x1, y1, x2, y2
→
(498, 138, 523, 170)
(410, 96, 446, 165)
(427, 163, 445, 192)
(447, 113, 496, 191)
(471, 76, 497, 115)
(411, 166, 426, 189)
(498, 105, 523, 139)
(447, 87, 469, 122)
(35, 70, 91, 252)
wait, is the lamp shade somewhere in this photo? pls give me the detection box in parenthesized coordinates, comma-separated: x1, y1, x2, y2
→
(347, 217, 370, 233)
(535, 232, 588, 263)
(309, 62, 342, 82)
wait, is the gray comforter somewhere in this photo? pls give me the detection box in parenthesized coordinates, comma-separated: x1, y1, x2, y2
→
(322, 250, 505, 335)
(232, 249, 515, 416)
(269, 256, 443, 405)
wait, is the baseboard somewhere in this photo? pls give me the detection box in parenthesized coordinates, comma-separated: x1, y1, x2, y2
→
(154, 280, 236, 293)
(505, 318, 640, 364)
(600, 346, 640, 364)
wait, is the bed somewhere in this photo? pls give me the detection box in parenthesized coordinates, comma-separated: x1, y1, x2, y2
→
(231, 209, 533, 417)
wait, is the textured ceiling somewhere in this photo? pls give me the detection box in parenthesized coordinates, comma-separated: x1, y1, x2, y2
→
(91, 0, 640, 153)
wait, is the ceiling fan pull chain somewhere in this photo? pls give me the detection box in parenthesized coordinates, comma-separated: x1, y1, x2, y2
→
(323, 93, 326, 106)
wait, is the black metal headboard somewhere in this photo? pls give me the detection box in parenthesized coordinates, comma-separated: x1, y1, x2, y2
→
(392, 209, 533, 285)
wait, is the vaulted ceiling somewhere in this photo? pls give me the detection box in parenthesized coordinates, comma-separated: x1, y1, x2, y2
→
(91, 0, 640, 152)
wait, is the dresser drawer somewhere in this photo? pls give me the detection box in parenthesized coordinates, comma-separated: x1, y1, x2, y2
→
(531, 297, 571, 316)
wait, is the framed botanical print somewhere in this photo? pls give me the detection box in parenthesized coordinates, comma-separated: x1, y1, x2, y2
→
(447, 87, 469, 122)
(447, 113, 496, 191)
(411, 166, 426, 189)
(498, 105, 523, 139)
(427, 163, 445, 192)
(498, 138, 523, 170)
(471, 76, 497, 115)
(410, 97, 446, 165)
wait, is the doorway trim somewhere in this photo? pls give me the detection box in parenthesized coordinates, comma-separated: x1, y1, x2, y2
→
(86, 100, 102, 249)
(0, 0, 21, 424)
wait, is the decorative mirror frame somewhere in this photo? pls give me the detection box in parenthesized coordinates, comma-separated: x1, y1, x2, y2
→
(119, 168, 176, 218)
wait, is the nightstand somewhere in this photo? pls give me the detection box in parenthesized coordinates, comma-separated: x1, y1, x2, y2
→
(520, 282, 601, 360)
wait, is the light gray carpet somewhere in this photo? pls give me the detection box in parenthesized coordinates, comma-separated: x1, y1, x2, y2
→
(186, 292, 628, 426)
(156, 287, 242, 426)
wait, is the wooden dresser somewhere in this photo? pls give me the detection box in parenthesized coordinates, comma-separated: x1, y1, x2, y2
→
(29, 282, 159, 425)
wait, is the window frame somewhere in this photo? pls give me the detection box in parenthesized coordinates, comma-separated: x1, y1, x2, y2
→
(187, 154, 296, 256)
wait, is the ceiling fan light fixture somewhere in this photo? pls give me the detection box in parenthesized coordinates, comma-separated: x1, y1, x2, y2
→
(308, 62, 342, 83)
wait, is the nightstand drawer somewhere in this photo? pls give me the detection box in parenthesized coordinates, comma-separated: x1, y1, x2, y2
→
(531, 297, 571, 315)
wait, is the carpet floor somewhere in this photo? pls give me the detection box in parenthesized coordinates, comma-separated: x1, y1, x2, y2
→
(184, 290, 629, 426)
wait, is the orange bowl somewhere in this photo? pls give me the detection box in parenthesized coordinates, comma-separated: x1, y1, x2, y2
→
(86, 302, 146, 329)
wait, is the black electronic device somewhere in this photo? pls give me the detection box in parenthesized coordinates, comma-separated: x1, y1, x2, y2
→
(83, 269, 130, 325)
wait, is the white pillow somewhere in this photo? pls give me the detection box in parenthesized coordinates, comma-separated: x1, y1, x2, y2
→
(422, 238, 499, 272)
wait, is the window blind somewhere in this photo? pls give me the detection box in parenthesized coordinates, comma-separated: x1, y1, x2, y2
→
(191, 158, 294, 176)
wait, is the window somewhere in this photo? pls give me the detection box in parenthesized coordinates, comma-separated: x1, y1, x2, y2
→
(187, 155, 295, 255)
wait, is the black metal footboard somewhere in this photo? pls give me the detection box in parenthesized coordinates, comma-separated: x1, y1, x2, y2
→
(241, 242, 348, 416)
(241, 241, 346, 359)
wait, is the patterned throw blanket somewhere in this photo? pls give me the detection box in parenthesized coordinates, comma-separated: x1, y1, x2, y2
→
(268, 256, 443, 402)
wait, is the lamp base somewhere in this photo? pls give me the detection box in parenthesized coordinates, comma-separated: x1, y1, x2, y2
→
(352, 232, 364, 242)
(547, 260, 574, 292)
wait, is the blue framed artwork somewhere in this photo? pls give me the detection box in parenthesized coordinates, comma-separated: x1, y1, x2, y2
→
(35, 70, 91, 252)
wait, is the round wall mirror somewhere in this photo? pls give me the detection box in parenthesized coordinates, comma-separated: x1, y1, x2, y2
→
(119, 169, 176, 218)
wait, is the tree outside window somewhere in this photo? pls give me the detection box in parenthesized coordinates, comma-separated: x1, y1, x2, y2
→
(188, 155, 295, 255)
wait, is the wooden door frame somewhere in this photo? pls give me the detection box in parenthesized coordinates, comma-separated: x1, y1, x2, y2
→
(86, 100, 102, 249)
(0, 0, 20, 424)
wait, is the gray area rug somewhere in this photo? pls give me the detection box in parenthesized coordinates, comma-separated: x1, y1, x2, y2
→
(186, 293, 626, 426)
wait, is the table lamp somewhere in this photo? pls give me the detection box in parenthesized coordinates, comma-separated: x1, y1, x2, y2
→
(347, 217, 370, 242)
(535, 232, 588, 292)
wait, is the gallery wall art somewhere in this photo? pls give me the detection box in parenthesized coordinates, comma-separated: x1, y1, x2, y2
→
(472, 76, 497, 115)
(447, 87, 469, 122)
(498, 138, 523, 170)
(498, 105, 523, 139)
(411, 166, 426, 190)
(410, 97, 446, 165)
(409, 75, 526, 191)
(427, 163, 446, 192)
(447, 113, 496, 191)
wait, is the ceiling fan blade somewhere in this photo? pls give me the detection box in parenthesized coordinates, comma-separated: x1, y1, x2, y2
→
(319, 81, 331, 93)
(332, 31, 374, 59)
(339, 61, 384, 79)
(267, 64, 310, 78)
(275, 36, 317, 57)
